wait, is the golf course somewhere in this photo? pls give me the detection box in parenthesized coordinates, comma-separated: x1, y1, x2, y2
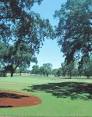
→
(1, 0, 92, 116)
(0, 76, 92, 117)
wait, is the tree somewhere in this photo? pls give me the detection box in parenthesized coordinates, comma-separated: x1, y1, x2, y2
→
(18, 64, 30, 76)
(61, 62, 75, 78)
(85, 60, 92, 78)
(39, 63, 52, 76)
(52, 69, 58, 77)
(31, 65, 39, 74)
(0, 0, 53, 76)
(55, 68, 62, 77)
(78, 57, 92, 78)
(65, 62, 75, 78)
(55, 0, 92, 66)
(42, 63, 52, 76)
(61, 63, 67, 77)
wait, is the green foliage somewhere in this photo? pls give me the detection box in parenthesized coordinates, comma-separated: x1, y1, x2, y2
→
(78, 58, 92, 78)
(31, 65, 39, 74)
(0, 0, 53, 76)
(52, 68, 62, 77)
(39, 63, 52, 76)
(31, 63, 52, 76)
(55, 0, 92, 64)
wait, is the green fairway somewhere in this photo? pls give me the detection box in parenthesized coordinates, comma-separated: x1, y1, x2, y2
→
(0, 76, 92, 117)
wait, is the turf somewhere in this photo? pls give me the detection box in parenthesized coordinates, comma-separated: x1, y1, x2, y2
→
(0, 76, 92, 117)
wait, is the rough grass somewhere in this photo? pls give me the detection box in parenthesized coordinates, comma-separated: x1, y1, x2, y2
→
(0, 76, 92, 117)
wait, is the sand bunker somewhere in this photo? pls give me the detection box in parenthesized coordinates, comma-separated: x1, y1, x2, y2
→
(0, 91, 41, 108)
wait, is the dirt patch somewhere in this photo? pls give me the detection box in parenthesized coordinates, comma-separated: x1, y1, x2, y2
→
(0, 91, 41, 108)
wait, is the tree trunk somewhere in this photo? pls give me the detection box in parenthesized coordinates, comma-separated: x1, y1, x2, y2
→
(20, 71, 21, 76)
(11, 72, 13, 77)
(87, 75, 90, 79)
(4, 64, 19, 77)
(69, 72, 72, 79)
(10, 70, 14, 77)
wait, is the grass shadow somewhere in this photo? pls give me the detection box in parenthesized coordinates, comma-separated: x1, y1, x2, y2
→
(24, 82, 92, 100)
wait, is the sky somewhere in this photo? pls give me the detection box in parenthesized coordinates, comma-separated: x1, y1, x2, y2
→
(32, 0, 66, 69)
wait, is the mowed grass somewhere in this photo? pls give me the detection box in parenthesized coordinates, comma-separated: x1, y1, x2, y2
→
(0, 76, 92, 117)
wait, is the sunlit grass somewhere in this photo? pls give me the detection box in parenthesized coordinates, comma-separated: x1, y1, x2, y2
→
(0, 76, 92, 117)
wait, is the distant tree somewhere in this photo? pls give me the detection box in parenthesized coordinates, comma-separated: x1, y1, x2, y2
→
(61, 61, 77, 78)
(52, 69, 58, 77)
(43, 63, 52, 76)
(39, 66, 45, 76)
(56, 68, 62, 77)
(52, 68, 62, 77)
(18, 65, 28, 76)
(0, 0, 53, 77)
(71, 68, 79, 76)
(39, 63, 52, 76)
(66, 62, 75, 78)
(31, 65, 39, 74)
(61, 63, 67, 76)
(85, 61, 92, 78)
(78, 57, 92, 78)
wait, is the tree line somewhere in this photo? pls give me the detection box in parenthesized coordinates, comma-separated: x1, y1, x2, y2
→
(31, 63, 52, 77)
(0, 0, 92, 77)
(30, 59, 92, 78)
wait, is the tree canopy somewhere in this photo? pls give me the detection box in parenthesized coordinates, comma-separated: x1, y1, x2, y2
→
(55, 0, 92, 65)
(31, 63, 52, 76)
(0, 0, 53, 76)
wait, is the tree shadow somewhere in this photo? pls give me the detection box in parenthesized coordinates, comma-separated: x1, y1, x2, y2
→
(0, 92, 28, 99)
(0, 105, 13, 108)
(24, 82, 92, 100)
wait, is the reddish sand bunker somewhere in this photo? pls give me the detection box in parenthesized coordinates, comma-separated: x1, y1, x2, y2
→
(0, 91, 41, 108)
